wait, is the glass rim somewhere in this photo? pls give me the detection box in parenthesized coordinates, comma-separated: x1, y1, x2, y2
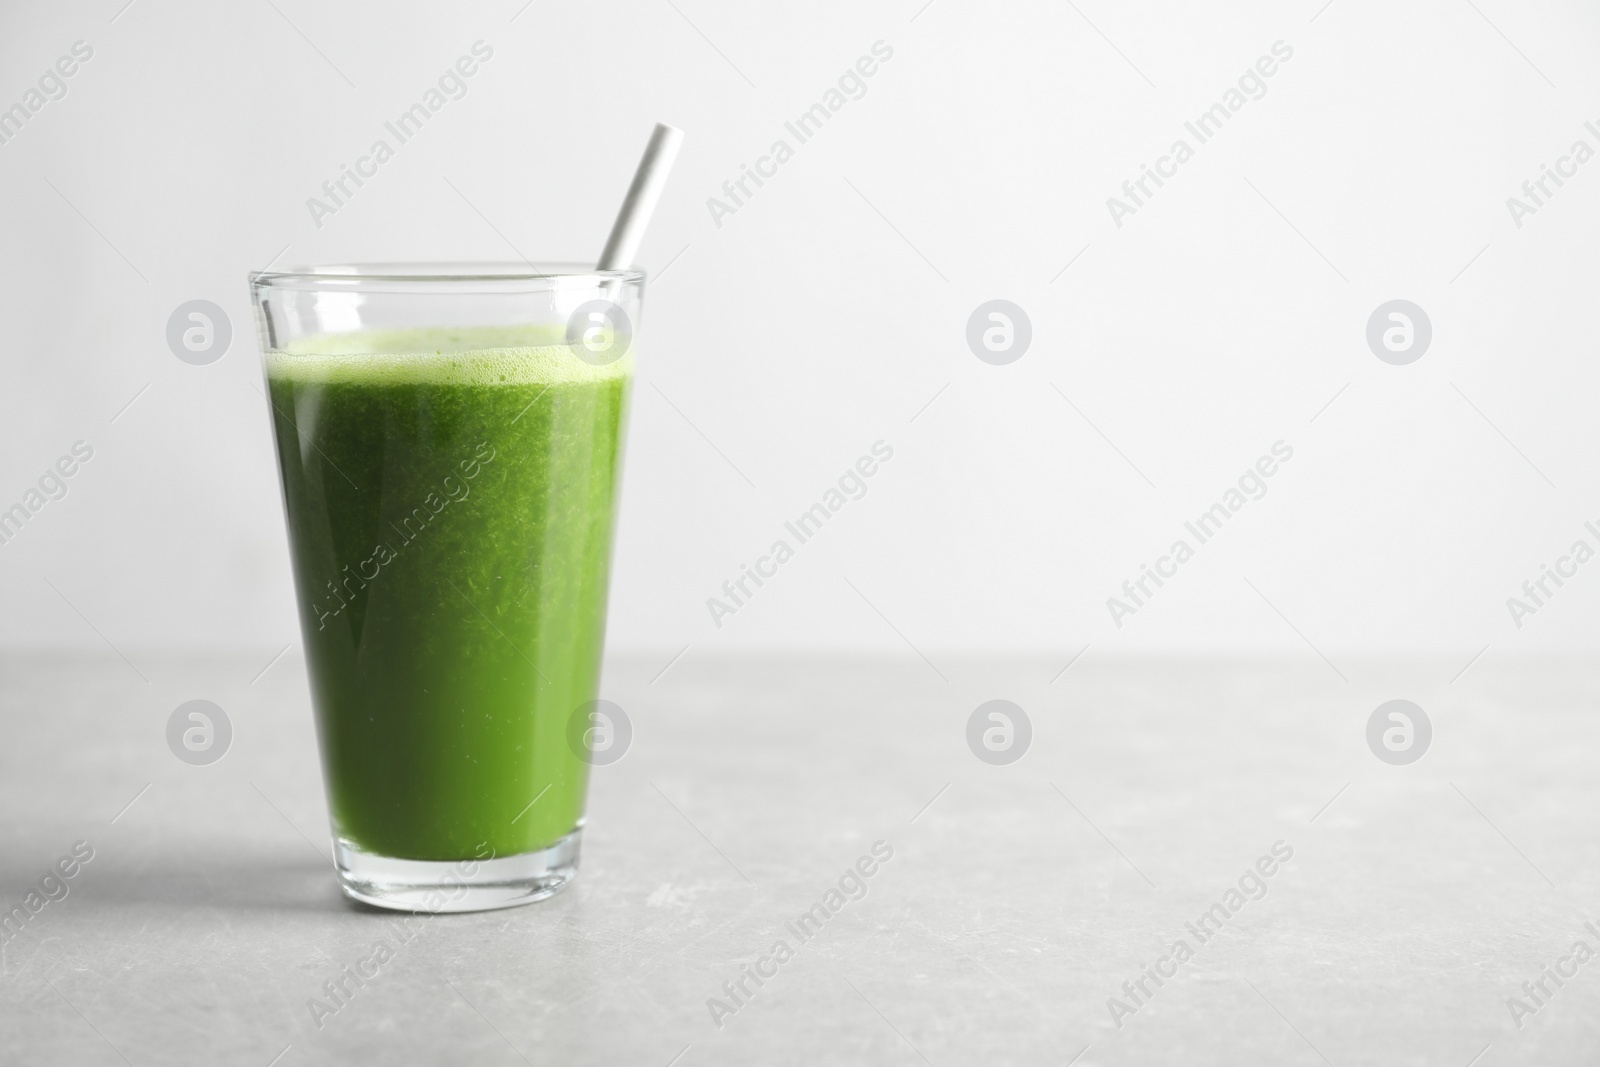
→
(249, 261, 646, 292)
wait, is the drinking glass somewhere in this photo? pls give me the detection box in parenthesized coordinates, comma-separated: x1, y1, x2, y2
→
(249, 263, 641, 912)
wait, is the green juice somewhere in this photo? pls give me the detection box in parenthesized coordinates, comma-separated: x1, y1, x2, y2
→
(265, 325, 629, 861)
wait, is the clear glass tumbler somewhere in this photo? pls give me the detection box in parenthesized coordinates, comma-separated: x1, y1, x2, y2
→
(248, 263, 641, 912)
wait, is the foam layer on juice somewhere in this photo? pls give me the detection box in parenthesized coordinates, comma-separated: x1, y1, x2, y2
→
(266, 325, 633, 387)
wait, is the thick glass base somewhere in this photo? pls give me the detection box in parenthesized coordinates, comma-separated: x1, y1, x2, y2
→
(334, 829, 581, 913)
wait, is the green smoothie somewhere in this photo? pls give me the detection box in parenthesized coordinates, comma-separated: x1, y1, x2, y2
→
(265, 324, 630, 861)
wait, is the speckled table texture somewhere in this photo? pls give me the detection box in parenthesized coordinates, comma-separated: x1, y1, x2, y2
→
(1, 652, 1596, 1066)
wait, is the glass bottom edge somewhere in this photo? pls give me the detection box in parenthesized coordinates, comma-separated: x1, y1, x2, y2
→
(334, 829, 581, 913)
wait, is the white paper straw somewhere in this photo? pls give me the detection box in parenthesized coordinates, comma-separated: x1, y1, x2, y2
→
(596, 123, 684, 271)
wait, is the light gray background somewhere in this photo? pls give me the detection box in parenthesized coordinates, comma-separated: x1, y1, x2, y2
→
(3, 0, 1597, 663)
(5, 3, 1600, 1065)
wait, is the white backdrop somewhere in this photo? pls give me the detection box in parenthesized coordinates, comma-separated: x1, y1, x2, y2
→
(2, 0, 1597, 670)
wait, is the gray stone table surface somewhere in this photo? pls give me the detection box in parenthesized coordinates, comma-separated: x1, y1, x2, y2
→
(2, 651, 1598, 1066)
